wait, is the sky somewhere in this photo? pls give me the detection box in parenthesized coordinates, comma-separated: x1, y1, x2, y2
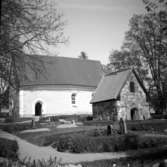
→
(49, 0, 146, 64)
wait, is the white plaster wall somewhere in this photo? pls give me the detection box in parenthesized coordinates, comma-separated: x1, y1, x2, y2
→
(19, 89, 93, 117)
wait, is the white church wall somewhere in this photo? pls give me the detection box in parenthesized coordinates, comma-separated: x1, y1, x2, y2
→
(19, 88, 93, 117)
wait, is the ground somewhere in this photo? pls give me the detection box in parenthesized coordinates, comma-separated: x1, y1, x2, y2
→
(0, 118, 167, 166)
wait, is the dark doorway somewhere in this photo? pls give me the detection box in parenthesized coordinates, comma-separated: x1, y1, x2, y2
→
(130, 108, 138, 120)
(35, 102, 42, 116)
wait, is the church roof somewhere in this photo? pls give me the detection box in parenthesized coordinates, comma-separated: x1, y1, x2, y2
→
(21, 55, 103, 88)
(90, 68, 148, 103)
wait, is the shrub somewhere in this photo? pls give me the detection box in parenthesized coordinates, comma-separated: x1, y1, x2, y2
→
(5, 116, 15, 123)
(50, 133, 167, 153)
(124, 133, 139, 150)
(0, 121, 43, 133)
(127, 120, 167, 132)
(0, 123, 33, 133)
(138, 136, 167, 149)
(86, 116, 93, 121)
(0, 138, 18, 160)
(51, 134, 127, 153)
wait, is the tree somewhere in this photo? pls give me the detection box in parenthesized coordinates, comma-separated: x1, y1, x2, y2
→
(108, 49, 149, 80)
(143, 0, 167, 36)
(107, 1, 167, 114)
(0, 0, 66, 91)
(0, 0, 66, 117)
(123, 12, 167, 113)
(143, 0, 167, 12)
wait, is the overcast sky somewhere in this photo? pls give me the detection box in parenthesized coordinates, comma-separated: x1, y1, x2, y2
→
(50, 0, 146, 64)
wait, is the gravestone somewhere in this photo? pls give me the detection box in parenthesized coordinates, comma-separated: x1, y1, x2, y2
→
(107, 125, 112, 136)
(119, 118, 127, 134)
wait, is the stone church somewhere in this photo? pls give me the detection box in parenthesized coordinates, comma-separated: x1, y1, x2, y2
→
(91, 69, 153, 121)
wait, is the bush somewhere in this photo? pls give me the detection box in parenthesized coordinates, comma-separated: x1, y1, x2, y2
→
(151, 114, 167, 119)
(86, 116, 93, 121)
(124, 133, 139, 150)
(51, 134, 127, 153)
(0, 112, 9, 118)
(5, 116, 15, 123)
(0, 138, 18, 160)
(0, 123, 33, 133)
(138, 136, 167, 149)
(50, 133, 167, 153)
(127, 120, 167, 132)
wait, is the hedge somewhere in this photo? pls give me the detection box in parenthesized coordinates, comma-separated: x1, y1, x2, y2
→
(0, 138, 18, 160)
(48, 133, 167, 153)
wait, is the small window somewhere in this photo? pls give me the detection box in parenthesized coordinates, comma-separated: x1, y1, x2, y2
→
(130, 81, 135, 92)
(146, 95, 149, 102)
(71, 93, 76, 104)
(117, 94, 121, 100)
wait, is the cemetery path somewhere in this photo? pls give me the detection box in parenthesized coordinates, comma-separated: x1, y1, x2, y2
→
(0, 130, 127, 164)
(1, 130, 167, 164)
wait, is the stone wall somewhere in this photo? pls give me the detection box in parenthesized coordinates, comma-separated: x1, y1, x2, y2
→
(92, 72, 152, 121)
(117, 73, 151, 120)
(92, 100, 117, 121)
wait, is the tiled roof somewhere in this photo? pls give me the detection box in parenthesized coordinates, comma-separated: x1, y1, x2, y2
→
(21, 55, 103, 88)
(91, 69, 132, 103)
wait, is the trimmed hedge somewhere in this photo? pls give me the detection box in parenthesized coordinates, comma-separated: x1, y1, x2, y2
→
(127, 119, 167, 132)
(49, 133, 167, 153)
(0, 123, 33, 133)
(0, 138, 18, 160)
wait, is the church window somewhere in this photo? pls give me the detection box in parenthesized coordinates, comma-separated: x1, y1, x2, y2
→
(130, 81, 135, 92)
(117, 94, 121, 100)
(71, 93, 76, 104)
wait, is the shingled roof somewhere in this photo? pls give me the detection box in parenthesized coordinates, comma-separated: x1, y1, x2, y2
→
(91, 68, 148, 103)
(21, 55, 103, 88)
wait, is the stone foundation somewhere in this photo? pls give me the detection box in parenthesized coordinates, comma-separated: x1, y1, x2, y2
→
(93, 100, 117, 121)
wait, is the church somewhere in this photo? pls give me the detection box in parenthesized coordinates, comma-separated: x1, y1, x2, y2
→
(91, 68, 153, 121)
(3, 55, 153, 121)
(18, 55, 102, 117)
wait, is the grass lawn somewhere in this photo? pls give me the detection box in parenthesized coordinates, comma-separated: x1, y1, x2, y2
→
(17, 125, 107, 146)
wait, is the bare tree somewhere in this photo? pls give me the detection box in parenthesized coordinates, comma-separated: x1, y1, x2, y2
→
(0, 0, 66, 117)
(0, 0, 66, 91)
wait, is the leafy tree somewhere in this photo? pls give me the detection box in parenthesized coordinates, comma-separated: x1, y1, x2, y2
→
(108, 1, 167, 114)
(123, 12, 167, 113)
(143, 0, 167, 12)
(143, 0, 167, 36)
(108, 49, 149, 80)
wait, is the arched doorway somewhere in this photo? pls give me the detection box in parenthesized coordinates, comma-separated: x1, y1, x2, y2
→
(35, 102, 42, 116)
(130, 108, 138, 120)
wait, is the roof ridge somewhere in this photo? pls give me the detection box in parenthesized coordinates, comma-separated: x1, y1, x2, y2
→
(25, 54, 101, 63)
(105, 68, 131, 76)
